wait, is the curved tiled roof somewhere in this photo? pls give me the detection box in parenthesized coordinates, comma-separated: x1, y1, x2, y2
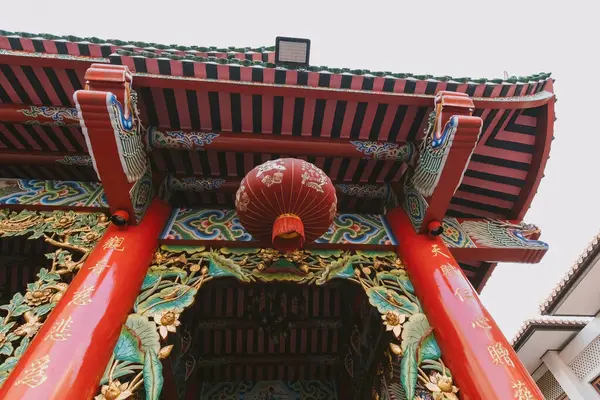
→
(0, 29, 552, 85)
(511, 316, 592, 349)
(539, 232, 600, 315)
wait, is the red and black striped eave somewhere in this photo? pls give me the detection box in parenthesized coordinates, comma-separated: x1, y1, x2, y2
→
(184, 280, 358, 382)
(0, 33, 554, 221)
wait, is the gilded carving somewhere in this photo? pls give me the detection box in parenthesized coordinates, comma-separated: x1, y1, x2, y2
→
(0, 209, 108, 386)
(97, 246, 459, 400)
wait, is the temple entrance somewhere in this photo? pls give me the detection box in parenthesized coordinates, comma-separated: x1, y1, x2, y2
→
(177, 280, 385, 399)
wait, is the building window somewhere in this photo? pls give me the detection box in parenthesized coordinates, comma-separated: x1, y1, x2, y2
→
(593, 374, 600, 394)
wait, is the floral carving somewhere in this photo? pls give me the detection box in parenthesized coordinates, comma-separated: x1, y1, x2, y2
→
(99, 246, 458, 400)
(0, 209, 108, 386)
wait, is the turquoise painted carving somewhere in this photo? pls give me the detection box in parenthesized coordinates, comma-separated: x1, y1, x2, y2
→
(0, 179, 107, 208)
(162, 209, 396, 246)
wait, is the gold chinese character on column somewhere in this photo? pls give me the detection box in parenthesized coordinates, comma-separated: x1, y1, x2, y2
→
(431, 244, 450, 258)
(45, 316, 73, 341)
(471, 316, 492, 329)
(16, 355, 50, 388)
(102, 236, 125, 251)
(512, 380, 534, 400)
(68, 285, 95, 306)
(454, 288, 474, 302)
(440, 263, 458, 277)
(89, 259, 109, 276)
(487, 342, 515, 367)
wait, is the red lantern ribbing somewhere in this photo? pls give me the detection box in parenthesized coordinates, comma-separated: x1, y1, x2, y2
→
(235, 158, 337, 252)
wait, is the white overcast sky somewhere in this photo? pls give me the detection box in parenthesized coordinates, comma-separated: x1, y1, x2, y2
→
(1, 0, 599, 338)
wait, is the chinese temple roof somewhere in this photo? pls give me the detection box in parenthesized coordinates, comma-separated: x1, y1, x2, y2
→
(0, 31, 556, 290)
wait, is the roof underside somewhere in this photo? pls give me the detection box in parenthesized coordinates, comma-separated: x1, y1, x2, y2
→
(0, 32, 555, 291)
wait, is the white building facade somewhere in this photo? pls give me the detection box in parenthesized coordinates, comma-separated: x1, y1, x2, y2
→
(513, 234, 600, 399)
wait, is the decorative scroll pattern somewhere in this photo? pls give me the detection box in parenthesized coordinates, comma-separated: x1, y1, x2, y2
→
(163, 209, 252, 241)
(440, 218, 476, 249)
(55, 155, 94, 167)
(106, 92, 148, 184)
(403, 185, 428, 232)
(129, 169, 154, 224)
(460, 219, 548, 250)
(0, 209, 108, 386)
(0, 179, 107, 208)
(198, 380, 338, 399)
(411, 112, 457, 197)
(350, 141, 415, 162)
(17, 106, 79, 125)
(319, 214, 395, 245)
(98, 247, 457, 400)
(147, 128, 219, 150)
(168, 177, 225, 192)
(336, 184, 389, 199)
(162, 209, 396, 246)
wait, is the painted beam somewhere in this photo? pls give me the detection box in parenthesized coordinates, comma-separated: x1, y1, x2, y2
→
(163, 175, 395, 200)
(160, 208, 397, 249)
(74, 64, 153, 224)
(403, 91, 482, 234)
(158, 208, 547, 263)
(440, 217, 548, 264)
(0, 150, 91, 167)
(0, 103, 80, 126)
(147, 127, 416, 162)
(0, 178, 107, 211)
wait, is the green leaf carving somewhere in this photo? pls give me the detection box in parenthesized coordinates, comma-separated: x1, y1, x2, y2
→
(160, 245, 205, 255)
(136, 285, 197, 315)
(0, 322, 15, 335)
(141, 267, 188, 291)
(0, 293, 25, 314)
(400, 343, 418, 400)
(207, 251, 251, 281)
(366, 286, 419, 316)
(143, 350, 164, 400)
(34, 303, 55, 317)
(418, 332, 441, 363)
(14, 337, 30, 358)
(376, 270, 415, 295)
(401, 313, 433, 354)
(113, 315, 160, 364)
(37, 268, 60, 283)
(308, 249, 343, 258)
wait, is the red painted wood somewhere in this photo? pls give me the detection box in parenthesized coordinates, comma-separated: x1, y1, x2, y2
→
(0, 150, 87, 164)
(0, 199, 171, 400)
(512, 99, 555, 220)
(0, 104, 78, 125)
(149, 129, 411, 159)
(133, 75, 554, 110)
(418, 92, 482, 234)
(387, 207, 543, 400)
(74, 64, 139, 223)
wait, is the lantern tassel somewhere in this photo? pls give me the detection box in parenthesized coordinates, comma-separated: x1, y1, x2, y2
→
(272, 213, 305, 252)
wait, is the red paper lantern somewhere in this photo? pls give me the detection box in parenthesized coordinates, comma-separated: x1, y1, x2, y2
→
(235, 158, 337, 252)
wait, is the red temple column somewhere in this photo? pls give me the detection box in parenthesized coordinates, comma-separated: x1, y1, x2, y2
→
(387, 207, 543, 400)
(0, 199, 171, 400)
